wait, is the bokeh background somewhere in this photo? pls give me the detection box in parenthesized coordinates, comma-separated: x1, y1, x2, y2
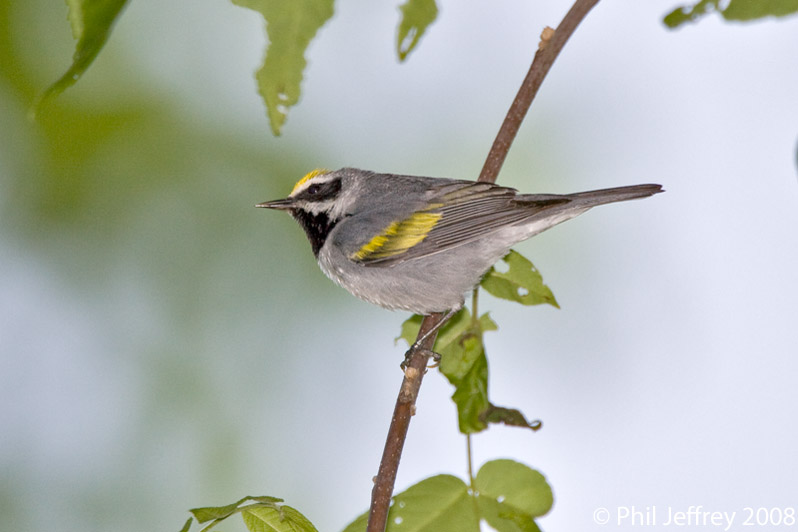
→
(2, 0, 797, 530)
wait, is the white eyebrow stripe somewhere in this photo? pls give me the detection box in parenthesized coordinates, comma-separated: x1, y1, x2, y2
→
(290, 169, 332, 195)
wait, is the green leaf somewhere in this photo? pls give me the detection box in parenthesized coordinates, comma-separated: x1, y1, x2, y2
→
(398, 309, 536, 434)
(476, 460, 553, 518)
(480, 250, 559, 308)
(396, 0, 438, 61)
(232, 0, 334, 135)
(396, 309, 496, 355)
(399, 310, 498, 434)
(478, 500, 542, 532)
(190, 496, 283, 523)
(481, 405, 542, 432)
(663, 0, 716, 27)
(340, 512, 369, 532)
(179, 517, 194, 532)
(32, 0, 129, 115)
(436, 322, 487, 383)
(664, 0, 798, 27)
(242, 505, 319, 532)
(723, 0, 798, 20)
(450, 342, 490, 433)
(342, 475, 479, 532)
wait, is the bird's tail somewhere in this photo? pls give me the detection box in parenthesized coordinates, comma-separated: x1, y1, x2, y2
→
(565, 184, 664, 207)
(510, 183, 663, 238)
(515, 183, 663, 210)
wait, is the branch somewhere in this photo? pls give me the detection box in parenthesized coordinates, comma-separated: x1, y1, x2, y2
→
(366, 2, 600, 530)
(367, 313, 442, 532)
(479, 0, 601, 184)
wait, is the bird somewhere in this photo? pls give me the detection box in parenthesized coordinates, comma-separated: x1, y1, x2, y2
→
(257, 168, 663, 315)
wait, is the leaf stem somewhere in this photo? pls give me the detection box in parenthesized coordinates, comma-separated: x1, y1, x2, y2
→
(471, 289, 479, 327)
(466, 433, 480, 523)
(466, 433, 476, 489)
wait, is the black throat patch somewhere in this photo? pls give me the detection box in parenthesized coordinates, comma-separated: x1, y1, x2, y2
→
(291, 209, 338, 257)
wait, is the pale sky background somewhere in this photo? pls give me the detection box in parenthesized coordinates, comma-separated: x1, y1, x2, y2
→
(1, 1, 797, 531)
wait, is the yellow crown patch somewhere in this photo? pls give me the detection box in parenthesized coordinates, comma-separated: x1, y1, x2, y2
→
(291, 168, 330, 195)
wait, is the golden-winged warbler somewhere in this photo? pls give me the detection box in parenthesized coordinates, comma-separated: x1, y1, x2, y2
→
(257, 168, 662, 314)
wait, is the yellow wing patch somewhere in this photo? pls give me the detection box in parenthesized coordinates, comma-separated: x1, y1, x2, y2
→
(352, 212, 442, 261)
(291, 168, 330, 195)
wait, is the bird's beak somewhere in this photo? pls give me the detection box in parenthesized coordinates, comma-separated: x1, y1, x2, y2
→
(255, 198, 295, 211)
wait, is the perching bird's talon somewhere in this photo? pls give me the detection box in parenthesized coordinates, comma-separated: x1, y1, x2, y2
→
(400, 347, 441, 371)
(400, 347, 418, 370)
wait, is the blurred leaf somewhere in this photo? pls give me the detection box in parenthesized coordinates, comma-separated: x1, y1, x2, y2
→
(476, 459, 553, 531)
(342, 475, 479, 532)
(478, 499, 541, 532)
(20, 103, 160, 226)
(184, 496, 314, 532)
(396, 0, 438, 61)
(179, 517, 193, 532)
(32, 0, 129, 116)
(664, 0, 798, 27)
(480, 250, 559, 308)
(722, 0, 798, 19)
(663, 0, 715, 27)
(396, 313, 429, 349)
(241, 505, 319, 532)
(341, 511, 369, 532)
(190, 496, 284, 523)
(232, 0, 334, 135)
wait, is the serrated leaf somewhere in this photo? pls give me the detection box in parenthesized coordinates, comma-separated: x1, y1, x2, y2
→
(476, 460, 553, 518)
(242, 505, 319, 532)
(396, 0, 438, 61)
(232, 0, 334, 135)
(342, 475, 479, 532)
(480, 250, 558, 308)
(663, 0, 798, 28)
(32, 0, 129, 115)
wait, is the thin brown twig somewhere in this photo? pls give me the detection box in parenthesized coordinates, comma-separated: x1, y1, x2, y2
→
(366, 1, 600, 531)
(367, 313, 442, 532)
(479, 0, 601, 184)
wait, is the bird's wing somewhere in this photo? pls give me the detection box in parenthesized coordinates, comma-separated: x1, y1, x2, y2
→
(350, 181, 570, 266)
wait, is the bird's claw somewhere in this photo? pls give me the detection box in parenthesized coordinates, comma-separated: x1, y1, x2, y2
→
(400, 346, 442, 371)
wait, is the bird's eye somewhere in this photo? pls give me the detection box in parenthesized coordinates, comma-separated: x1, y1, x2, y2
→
(307, 184, 321, 195)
